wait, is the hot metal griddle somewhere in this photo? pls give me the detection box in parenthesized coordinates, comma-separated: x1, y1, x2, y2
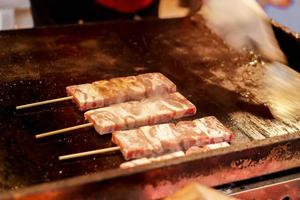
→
(0, 14, 299, 199)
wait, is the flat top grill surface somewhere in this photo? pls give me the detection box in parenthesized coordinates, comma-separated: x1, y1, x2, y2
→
(0, 15, 299, 193)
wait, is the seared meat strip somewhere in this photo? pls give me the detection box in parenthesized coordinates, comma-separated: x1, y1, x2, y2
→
(120, 142, 230, 169)
(66, 73, 177, 110)
(85, 92, 196, 135)
(113, 117, 233, 160)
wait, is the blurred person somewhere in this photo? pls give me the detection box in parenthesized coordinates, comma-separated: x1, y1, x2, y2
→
(30, 0, 159, 26)
(258, 0, 292, 7)
(260, 0, 300, 33)
(30, 0, 296, 27)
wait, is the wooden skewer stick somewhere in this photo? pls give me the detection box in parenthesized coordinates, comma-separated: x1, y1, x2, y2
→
(59, 146, 121, 161)
(35, 123, 93, 139)
(16, 96, 74, 110)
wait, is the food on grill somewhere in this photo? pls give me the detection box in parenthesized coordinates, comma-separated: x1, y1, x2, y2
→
(120, 151, 185, 169)
(84, 92, 196, 135)
(112, 117, 233, 160)
(120, 142, 230, 169)
(185, 142, 230, 155)
(66, 73, 177, 110)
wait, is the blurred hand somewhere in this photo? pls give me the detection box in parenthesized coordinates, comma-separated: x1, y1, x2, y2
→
(200, 0, 286, 63)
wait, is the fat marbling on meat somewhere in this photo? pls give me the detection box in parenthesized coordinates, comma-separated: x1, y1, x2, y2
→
(84, 92, 197, 135)
(120, 142, 230, 169)
(112, 116, 233, 160)
(66, 73, 177, 110)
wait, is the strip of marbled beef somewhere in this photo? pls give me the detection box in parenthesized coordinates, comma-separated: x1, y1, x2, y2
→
(66, 73, 177, 110)
(85, 92, 196, 135)
(113, 117, 233, 160)
(120, 142, 230, 168)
